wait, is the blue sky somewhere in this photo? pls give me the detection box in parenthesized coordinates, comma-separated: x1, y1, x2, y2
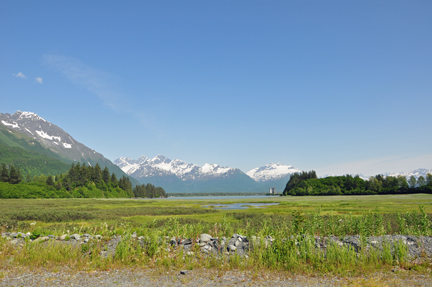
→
(1, 1, 431, 176)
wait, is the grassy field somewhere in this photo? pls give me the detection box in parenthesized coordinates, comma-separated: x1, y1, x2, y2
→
(1, 194, 432, 276)
(1, 193, 432, 235)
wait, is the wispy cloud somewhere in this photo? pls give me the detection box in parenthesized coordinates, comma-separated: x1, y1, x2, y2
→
(13, 72, 26, 78)
(42, 53, 162, 133)
(42, 54, 121, 111)
(35, 77, 43, 84)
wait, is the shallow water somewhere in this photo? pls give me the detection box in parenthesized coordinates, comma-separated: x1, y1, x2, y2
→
(163, 194, 279, 200)
(202, 202, 280, 210)
(163, 195, 279, 200)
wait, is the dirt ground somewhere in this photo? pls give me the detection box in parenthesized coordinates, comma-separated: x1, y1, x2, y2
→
(1, 267, 432, 286)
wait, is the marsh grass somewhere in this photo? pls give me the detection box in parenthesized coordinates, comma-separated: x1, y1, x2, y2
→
(1, 196, 432, 275)
(0, 208, 430, 276)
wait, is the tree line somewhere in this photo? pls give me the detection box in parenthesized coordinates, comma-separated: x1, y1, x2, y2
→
(1, 164, 23, 184)
(133, 183, 166, 198)
(283, 171, 432, 196)
(0, 163, 166, 198)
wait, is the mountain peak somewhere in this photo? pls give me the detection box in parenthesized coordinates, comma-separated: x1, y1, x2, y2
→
(247, 163, 300, 182)
(116, 155, 238, 181)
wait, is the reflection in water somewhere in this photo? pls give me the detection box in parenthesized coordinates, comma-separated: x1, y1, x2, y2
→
(203, 203, 279, 210)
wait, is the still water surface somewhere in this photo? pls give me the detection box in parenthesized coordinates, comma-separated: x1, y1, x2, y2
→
(202, 202, 280, 210)
(164, 195, 278, 200)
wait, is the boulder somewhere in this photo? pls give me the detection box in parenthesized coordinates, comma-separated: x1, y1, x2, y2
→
(33, 236, 49, 243)
(70, 234, 81, 240)
(200, 234, 212, 243)
(59, 234, 68, 241)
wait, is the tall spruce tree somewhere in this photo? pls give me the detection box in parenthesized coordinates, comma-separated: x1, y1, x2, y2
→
(111, 173, 118, 187)
(1, 164, 9, 182)
(9, 165, 20, 184)
(93, 163, 103, 184)
(102, 167, 110, 184)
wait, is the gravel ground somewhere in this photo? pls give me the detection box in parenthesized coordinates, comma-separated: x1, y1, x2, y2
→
(1, 268, 432, 286)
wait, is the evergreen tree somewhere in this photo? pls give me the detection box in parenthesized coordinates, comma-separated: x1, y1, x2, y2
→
(9, 165, 20, 184)
(79, 163, 88, 186)
(102, 167, 110, 184)
(111, 173, 118, 187)
(92, 163, 103, 184)
(1, 164, 9, 182)
(68, 163, 77, 184)
(46, 175, 55, 186)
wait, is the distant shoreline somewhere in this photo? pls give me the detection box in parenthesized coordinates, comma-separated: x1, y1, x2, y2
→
(167, 192, 276, 197)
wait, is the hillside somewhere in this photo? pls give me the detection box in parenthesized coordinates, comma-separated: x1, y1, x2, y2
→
(0, 111, 138, 185)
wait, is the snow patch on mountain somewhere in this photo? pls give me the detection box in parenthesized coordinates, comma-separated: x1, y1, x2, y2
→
(36, 130, 61, 141)
(25, 128, 34, 135)
(1, 120, 20, 129)
(247, 163, 301, 182)
(17, 111, 46, 122)
(62, 143, 72, 149)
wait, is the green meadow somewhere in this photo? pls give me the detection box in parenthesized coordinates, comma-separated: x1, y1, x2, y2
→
(2, 194, 432, 276)
(2, 194, 432, 234)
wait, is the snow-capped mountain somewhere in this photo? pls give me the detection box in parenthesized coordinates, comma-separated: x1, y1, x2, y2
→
(115, 157, 300, 193)
(246, 163, 301, 182)
(0, 111, 136, 183)
(1, 111, 79, 153)
(114, 155, 259, 193)
(115, 155, 240, 181)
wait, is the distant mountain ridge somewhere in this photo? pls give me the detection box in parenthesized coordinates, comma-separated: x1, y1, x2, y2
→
(381, 168, 432, 179)
(115, 155, 240, 181)
(115, 156, 300, 193)
(0, 111, 138, 184)
(114, 155, 257, 193)
(321, 169, 432, 181)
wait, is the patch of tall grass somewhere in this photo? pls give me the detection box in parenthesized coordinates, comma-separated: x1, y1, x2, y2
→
(1, 206, 431, 275)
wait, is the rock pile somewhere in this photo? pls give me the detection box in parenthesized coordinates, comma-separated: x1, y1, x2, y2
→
(2, 232, 432, 259)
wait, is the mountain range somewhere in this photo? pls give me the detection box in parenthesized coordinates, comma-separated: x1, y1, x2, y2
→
(0, 111, 138, 184)
(2, 110, 430, 194)
(114, 156, 301, 193)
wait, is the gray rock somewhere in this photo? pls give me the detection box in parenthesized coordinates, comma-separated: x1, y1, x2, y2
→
(170, 237, 177, 247)
(228, 245, 236, 251)
(59, 234, 68, 241)
(180, 270, 188, 275)
(70, 234, 81, 240)
(200, 233, 212, 243)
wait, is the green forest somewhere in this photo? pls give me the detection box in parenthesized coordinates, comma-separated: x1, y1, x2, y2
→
(0, 162, 166, 199)
(283, 170, 432, 196)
